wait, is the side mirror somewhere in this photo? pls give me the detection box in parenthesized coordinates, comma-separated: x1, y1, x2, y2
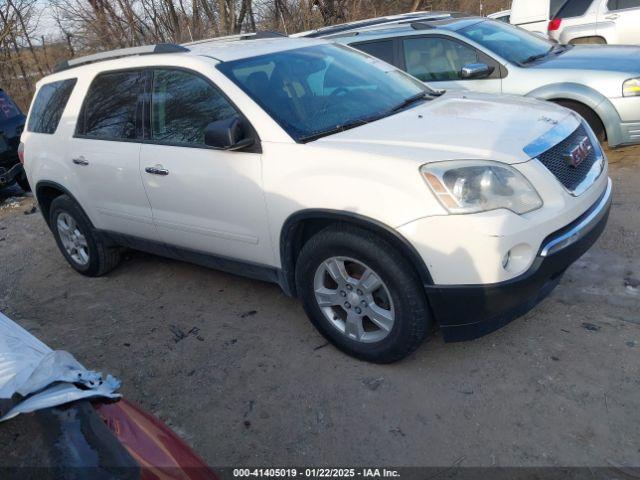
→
(204, 116, 254, 151)
(460, 63, 494, 80)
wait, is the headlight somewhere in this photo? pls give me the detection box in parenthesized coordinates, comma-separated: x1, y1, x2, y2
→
(420, 160, 543, 215)
(623, 78, 640, 97)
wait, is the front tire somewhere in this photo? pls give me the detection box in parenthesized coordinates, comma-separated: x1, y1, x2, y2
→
(554, 100, 606, 141)
(295, 224, 431, 363)
(49, 195, 121, 276)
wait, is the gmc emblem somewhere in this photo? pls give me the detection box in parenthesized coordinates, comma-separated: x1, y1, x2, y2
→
(564, 136, 592, 168)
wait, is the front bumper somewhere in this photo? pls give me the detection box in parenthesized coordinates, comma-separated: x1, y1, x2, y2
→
(618, 122, 640, 146)
(425, 178, 612, 342)
(0, 162, 24, 188)
(606, 97, 640, 147)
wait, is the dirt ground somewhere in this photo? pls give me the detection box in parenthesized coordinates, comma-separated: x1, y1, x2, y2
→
(0, 147, 639, 470)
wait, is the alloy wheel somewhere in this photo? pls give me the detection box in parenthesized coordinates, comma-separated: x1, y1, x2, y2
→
(313, 256, 395, 343)
(56, 212, 90, 266)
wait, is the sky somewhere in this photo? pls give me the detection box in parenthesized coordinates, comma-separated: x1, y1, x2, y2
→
(33, 0, 59, 39)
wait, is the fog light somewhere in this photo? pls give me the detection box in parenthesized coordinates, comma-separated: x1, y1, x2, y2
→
(502, 244, 534, 275)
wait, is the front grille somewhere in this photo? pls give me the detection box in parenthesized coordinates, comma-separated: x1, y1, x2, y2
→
(537, 124, 600, 192)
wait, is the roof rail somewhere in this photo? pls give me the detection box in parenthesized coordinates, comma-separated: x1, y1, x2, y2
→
(301, 11, 462, 38)
(410, 22, 437, 30)
(183, 30, 284, 46)
(54, 43, 189, 73)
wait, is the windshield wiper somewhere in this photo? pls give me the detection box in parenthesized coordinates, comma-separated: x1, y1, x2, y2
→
(390, 92, 430, 113)
(521, 47, 555, 65)
(299, 118, 372, 143)
(551, 43, 571, 55)
(299, 92, 433, 143)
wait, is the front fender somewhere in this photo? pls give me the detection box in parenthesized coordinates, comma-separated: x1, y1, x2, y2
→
(526, 83, 623, 146)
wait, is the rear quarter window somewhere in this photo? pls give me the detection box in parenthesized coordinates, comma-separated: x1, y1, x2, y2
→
(608, 0, 640, 10)
(555, 0, 594, 18)
(27, 79, 77, 134)
(353, 40, 396, 66)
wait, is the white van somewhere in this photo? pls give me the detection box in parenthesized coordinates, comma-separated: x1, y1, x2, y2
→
(507, 0, 640, 44)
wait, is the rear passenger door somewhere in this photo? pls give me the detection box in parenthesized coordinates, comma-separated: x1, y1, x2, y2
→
(602, 0, 640, 44)
(139, 68, 272, 265)
(400, 35, 503, 93)
(71, 70, 159, 241)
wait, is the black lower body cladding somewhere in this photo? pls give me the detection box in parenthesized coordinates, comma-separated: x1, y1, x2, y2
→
(426, 183, 613, 342)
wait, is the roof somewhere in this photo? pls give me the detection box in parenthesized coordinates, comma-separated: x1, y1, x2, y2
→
(186, 36, 324, 62)
(52, 36, 327, 74)
(293, 11, 460, 38)
(317, 16, 486, 41)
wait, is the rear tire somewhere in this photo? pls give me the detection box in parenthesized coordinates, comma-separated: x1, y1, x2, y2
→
(554, 100, 606, 141)
(295, 224, 431, 363)
(49, 195, 121, 276)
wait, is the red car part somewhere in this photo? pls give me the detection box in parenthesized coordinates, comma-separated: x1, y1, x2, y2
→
(94, 399, 217, 480)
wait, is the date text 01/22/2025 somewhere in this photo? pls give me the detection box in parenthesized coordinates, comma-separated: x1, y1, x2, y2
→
(232, 469, 401, 478)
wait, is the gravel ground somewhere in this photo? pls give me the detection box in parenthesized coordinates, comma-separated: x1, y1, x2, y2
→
(0, 147, 638, 470)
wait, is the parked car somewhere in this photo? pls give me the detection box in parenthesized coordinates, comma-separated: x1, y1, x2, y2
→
(505, 0, 569, 36)
(0, 311, 217, 479)
(487, 9, 511, 23)
(23, 37, 611, 362)
(0, 88, 29, 191)
(315, 16, 640, 147)
(295, 10, 461, 38)
(495, 0, 640, 45)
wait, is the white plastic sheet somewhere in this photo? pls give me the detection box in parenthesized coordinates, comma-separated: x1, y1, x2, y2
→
(0, 311, 121, 422)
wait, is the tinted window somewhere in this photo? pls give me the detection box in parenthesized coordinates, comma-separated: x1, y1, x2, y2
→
(556, 0, 593, 17)
(0, 90, 22, 121)
(218, 44, 429, 142)
(403, 37, 478, 81)
(608, 0, 640, 9)
(27, 79, 76, 134)
(353, 40, 396, 65)
(550, 0, 567, 17)
(79, 71, 145, 140)
(459, 20, 555, 65)
(151, 69, 237, 146)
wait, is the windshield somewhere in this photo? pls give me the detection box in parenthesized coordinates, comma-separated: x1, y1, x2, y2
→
(0, 91, 21, 122)
(217, 44, 431, 142)
(458, 19, 557, 65)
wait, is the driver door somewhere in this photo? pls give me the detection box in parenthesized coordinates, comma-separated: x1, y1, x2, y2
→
(401, 36, 503, 94)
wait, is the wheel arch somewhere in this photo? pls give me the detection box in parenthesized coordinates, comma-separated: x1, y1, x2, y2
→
(550, 98, 606, 139)
(35, 180, 92, 230)
(569, 35, 606, 45)
(526, 82, 623, 145)
(279, 209, 434, 298)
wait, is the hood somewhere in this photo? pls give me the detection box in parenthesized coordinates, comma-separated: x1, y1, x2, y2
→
(316, 91, 577, 164)
(535, 45, 640, 74)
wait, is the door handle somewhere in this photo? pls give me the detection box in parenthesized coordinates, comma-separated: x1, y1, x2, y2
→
(605, 13, 619, 20)
(72, 157, 89, 166)
(145, 166, 169, 176)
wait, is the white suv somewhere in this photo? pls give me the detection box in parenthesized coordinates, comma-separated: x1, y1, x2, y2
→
(505, 0, 640, 45)
(22, 37, 611, 363)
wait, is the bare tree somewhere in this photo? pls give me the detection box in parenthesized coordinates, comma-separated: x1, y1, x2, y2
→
(1, 0, 510, 111)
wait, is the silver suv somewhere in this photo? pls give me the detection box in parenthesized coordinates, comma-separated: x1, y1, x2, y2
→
(311, 16, 640, 147)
